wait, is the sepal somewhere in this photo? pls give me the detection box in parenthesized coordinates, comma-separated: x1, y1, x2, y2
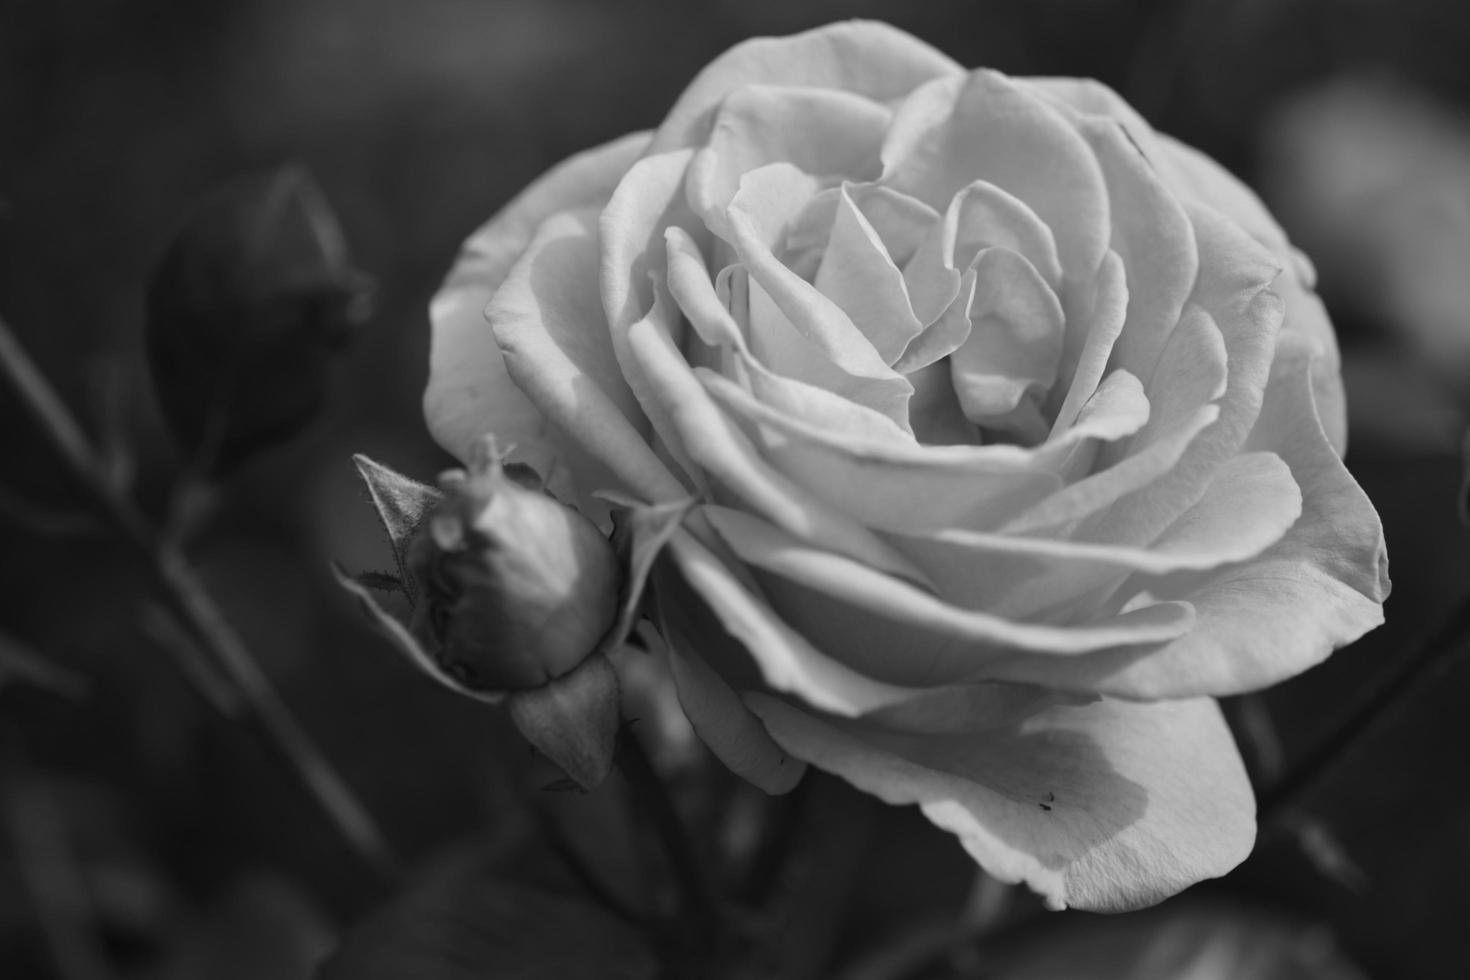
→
(352, 454, 442, 604)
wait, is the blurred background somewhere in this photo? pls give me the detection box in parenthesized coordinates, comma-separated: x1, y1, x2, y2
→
(2, 1, 1469, 977)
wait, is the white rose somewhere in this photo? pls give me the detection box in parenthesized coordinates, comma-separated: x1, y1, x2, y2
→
(425, 22, 1388, 911)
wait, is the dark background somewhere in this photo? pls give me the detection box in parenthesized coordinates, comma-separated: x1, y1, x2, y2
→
(3, 1, 1470, 977)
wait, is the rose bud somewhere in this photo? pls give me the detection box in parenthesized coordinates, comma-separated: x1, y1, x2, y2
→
(407, 446, 620, 690)
(145, 164, 373, 473)
(404, 440, 623, 790)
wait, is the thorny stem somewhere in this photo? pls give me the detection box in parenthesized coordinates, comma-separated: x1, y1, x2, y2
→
(617, 720, 720, 950)
(0, 314, 401, 884)
(1260, 589, 1470, 822)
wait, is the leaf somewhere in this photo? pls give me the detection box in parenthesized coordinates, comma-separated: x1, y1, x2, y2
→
(352, 454, 442, 601)
(316, 851, 656, 980)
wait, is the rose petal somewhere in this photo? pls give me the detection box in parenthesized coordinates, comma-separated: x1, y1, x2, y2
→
(488, 208, 688, 504)
(653, 558, 806, 794)
(1041, 367, 1150, 482)
(1083, 205, 1283, 547)
(812, 184, 925, 362)
(1048, 251, 1129, 432)
(1271, 267, 1348, 454)
(687, 85, 890, 239)
(859, 683, 1097, 736)
(704, 507, 1195, 689)
(949, 247, 1067, 443)
(1028, 76, 1344, 452)
(600, 147, 703, 366)
(882, 71, 1110, 279)
(1025, 77, 1157, 148)
(1145, 133, 1346, 452)
(892, 266, 973, 374)
(649, 20, 960, 153)
(1125, 305, 1229, 453)
(727, 164, 914, 425)
(700, 369, 1064, 534)
(1153, 134, 1293, 258)
(845, 183, 940, 267)
(905, 180, 1064, 314)
(907, 359, 983, 446)
(702, 352, 1153, 540)
(896, 450, 1301, 620)
(1004, 403, 1221, 536)
(427, 132, 651, 467)
(624, 295, 931, 585)
(987, 347, 1386, 698)
(668, 528, 913, 716)
(1072, 113, 1200, 387)
(745, 692, 1255, 912)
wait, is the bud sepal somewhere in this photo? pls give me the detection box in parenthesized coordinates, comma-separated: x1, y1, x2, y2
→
(507, 652, 621, 792)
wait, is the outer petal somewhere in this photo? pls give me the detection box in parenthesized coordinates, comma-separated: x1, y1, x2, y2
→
(986, 344, 1388, 699)
(1149, 132, 1345, 453)
(426, 132, 651, 465)
(894, 451, 1302, 620)
(648, 20, 960, 153)
(1066, 205, 1283, 548)
(1028, 75, 1345, 452)
(653, 556, 807, 794)
(705, 507, 1196, 690)
(1070, 113, 1199, 387)
(746, 693, 1256, 912)
(488, 209, 687, 504)
(668, 528, 913, 717)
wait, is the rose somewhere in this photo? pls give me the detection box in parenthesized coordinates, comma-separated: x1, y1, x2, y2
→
(424, 21, 1389, 911)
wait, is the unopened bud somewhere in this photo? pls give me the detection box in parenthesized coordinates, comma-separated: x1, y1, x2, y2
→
(406, 442, 620, 692)
(146, 164, 373, 472)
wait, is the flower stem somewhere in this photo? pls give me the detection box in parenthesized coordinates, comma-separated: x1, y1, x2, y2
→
(617, 721, 719, 948)
(0, 314, 401, 884)
(1260, 591, 1470, 822)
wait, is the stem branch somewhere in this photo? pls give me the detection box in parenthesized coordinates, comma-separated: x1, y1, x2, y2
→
(617, 721, 718, 946)
(1261, 591, 1470, 822)
(0, 314, 400, 883)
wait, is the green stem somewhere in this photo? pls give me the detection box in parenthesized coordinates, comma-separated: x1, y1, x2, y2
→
(0, 314, 400, 884)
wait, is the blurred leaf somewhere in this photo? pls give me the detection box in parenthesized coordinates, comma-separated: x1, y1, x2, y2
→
(1341, 347, 1463, 456)
(316, 850, 656, 980)
(1264, 76, 1470, 398)
(148, 874, 333, 980)
(971, 898, 1367, 980)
